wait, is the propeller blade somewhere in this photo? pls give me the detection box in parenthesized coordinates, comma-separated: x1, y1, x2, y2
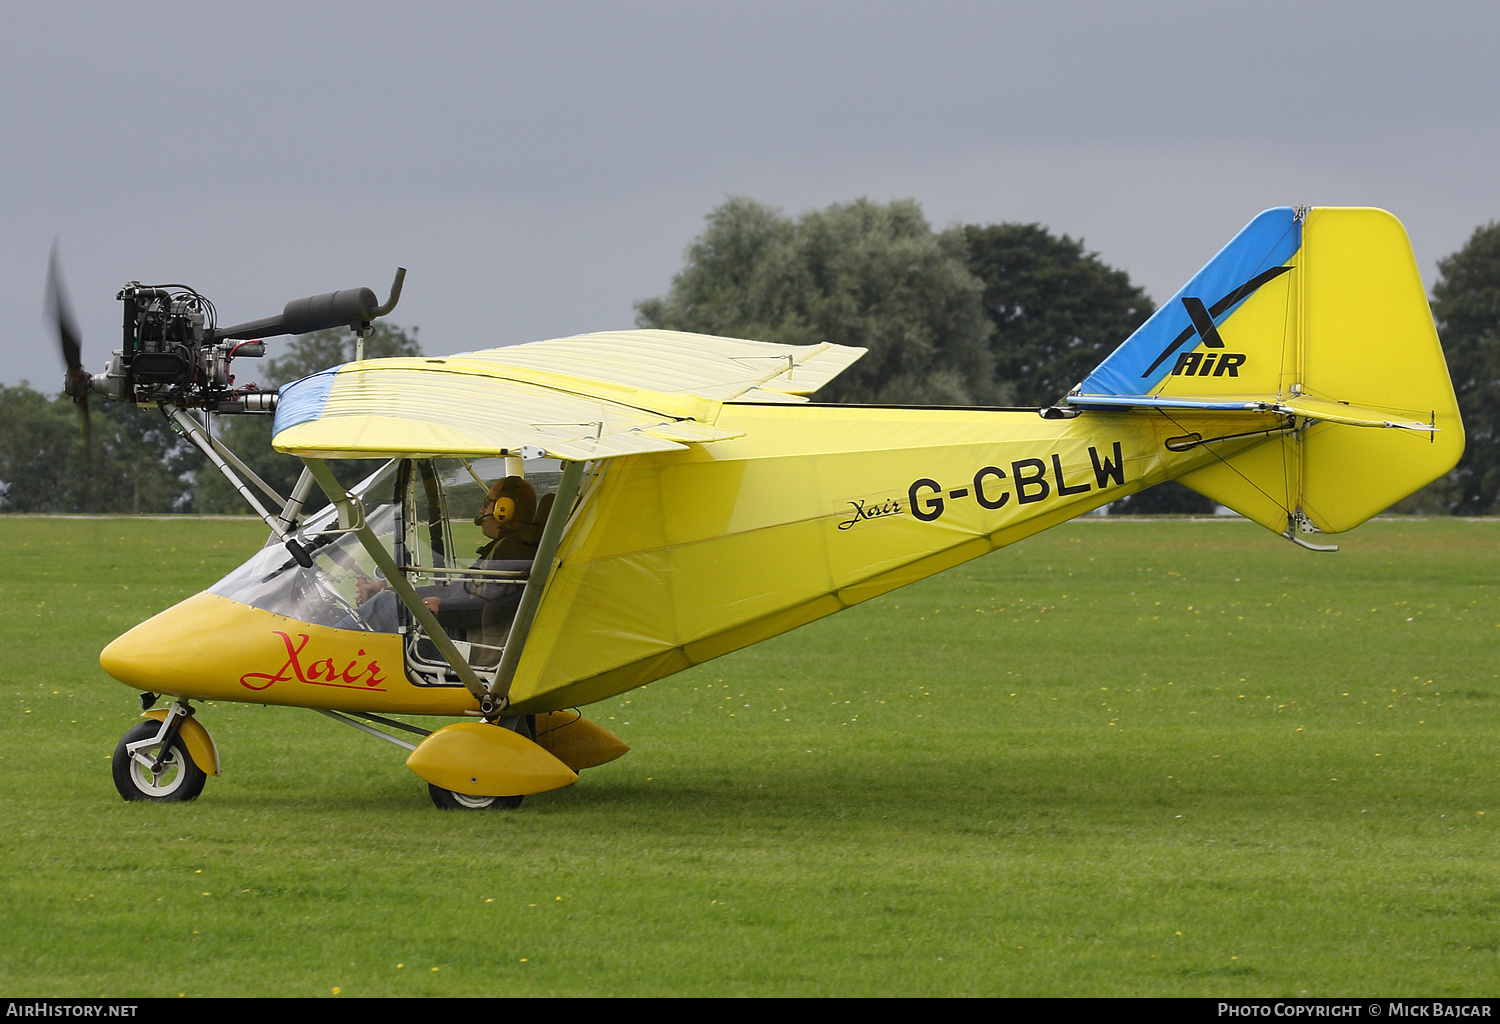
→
(46, 244, 93, 449)
(46, 244, 84, 375)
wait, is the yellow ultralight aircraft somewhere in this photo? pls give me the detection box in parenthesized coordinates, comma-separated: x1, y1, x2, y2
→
(62, 206, 1462, 808)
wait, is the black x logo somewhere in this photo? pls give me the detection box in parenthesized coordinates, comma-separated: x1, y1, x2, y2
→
(1140, 265, 1293, 378)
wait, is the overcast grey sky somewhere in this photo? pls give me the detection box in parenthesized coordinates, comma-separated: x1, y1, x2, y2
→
(4, 0, 1497, 389)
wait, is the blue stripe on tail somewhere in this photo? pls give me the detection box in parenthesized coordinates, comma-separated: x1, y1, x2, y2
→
(1075, 208, 1302, 398)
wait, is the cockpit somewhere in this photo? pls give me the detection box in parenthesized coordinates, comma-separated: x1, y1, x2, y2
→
(207, 456, 566, 688)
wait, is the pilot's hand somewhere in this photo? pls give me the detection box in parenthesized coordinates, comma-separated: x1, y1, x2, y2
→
(423, 596, 442, 613)
(356, 577, 387, 604)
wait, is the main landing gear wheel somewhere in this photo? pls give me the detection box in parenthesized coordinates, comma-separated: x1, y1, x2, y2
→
(427, 784, 523, 810)
(112, 721, 207, 802)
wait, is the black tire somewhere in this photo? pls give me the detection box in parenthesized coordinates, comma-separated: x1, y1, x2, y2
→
(427, 783, 523, 810)
(112, 721, 207, 803)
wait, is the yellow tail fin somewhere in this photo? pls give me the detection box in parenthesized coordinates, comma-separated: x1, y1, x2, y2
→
(1068, 207, 1462, 535)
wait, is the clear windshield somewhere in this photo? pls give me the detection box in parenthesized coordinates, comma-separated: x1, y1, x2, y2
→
(208, 461, 402, 632)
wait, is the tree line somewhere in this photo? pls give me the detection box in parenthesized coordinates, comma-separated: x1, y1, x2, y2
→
(3, 200, 1495, 515)
(0, 323, 420, 515)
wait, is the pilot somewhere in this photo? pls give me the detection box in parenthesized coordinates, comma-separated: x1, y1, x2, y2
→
(474, 476, 543, 562)
(345, 476, 543, 634)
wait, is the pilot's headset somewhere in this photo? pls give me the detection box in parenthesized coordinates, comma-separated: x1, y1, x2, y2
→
(475, 475, 537, 530)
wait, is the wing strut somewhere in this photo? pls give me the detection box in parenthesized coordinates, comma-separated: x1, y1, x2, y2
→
(486, 458, 586, 711)
(168, 405, 314, 568)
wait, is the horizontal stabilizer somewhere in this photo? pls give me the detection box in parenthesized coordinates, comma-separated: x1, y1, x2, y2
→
(1066, 393, 1436, 432)
(1066, 394, 1273, 412)
(1274, 395, 1435, 432)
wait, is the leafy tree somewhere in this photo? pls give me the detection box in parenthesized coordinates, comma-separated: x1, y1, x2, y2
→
(192, 323, 422, 513)
(961, 223, 1156, 409)
(1430, 221, 1500, 515)
(0, 384, 194, 513)
(0, 385, 86, 512)
(637, 197, 1004, 405)
(0, 324, 420, 515)
(638, 198, 1217, 514)
(90, 398, 199, 513)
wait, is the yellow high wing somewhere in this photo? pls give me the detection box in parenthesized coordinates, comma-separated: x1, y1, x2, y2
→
(270, 329, 865, 460)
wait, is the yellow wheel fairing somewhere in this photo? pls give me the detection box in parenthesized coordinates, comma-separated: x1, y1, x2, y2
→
(405, 721, 577, 797)
(141, 708, 221, 777)
(100, 591, 478, 716)
(532, 711, 630, 772)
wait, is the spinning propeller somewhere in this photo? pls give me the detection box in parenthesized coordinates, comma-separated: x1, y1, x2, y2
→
(46, 245, 92, 447)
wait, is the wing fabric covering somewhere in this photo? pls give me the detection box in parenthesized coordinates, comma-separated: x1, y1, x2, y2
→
(270, 330, 865, 460)
(1068, 207, 1462, 534)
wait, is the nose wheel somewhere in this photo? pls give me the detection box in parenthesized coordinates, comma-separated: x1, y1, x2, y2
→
(112, 715, 208, 803)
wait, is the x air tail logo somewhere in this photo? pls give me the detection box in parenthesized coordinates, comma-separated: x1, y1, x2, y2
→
(1141, 265, 1294, 379)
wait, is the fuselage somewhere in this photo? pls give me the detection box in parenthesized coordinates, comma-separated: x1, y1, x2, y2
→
(101, 403, 1272, 715)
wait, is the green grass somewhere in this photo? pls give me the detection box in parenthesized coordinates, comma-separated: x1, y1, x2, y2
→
(1, 515, 1497, 996)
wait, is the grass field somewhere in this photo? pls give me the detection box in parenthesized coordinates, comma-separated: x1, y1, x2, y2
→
(1, 514, 1496, 997)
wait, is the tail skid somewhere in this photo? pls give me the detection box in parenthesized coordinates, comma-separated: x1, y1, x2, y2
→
(1066, 207, 1462, 540)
